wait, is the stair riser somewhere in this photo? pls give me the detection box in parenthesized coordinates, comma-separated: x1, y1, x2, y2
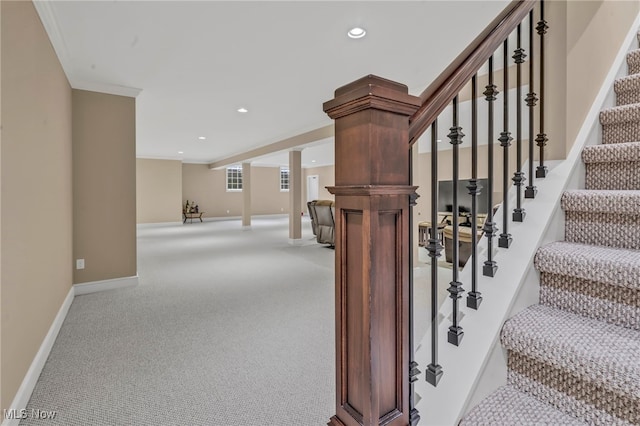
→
(508, 367, 636, 426)
(585, 162, 640, 190)
(602, 120, 640, 144)
(565, 211, 640, 250)
(616, 89, 640, 106)
(540, 272, 640, 331)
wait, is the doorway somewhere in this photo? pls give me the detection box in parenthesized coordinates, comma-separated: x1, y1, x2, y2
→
(307, 175, 319, 202)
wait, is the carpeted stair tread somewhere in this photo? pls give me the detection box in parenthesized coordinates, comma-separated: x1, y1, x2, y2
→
(600, 103, 640, 125)
(562, 190, 640, 249)
(535, 241, 640, 291)
(582, 141, 640, 163)
(500, 305, 640, 396)
(561, 189, 640, 214)
(628, 49, 640, 75)
(615, 73, 640, 106)
(459, 385, 586, 426)
(599, 102, 640, 144)
(582, 142, 640, 190)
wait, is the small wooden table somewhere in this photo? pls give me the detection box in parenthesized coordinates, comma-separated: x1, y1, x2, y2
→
(183, 212, 203, 223)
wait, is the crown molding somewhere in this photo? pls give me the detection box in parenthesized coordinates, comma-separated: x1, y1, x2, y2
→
(33, 1, 72, 79)
(33, 2, 142, 99)
(72, 80, 142, 98)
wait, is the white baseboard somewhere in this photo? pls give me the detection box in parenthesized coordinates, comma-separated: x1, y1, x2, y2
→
(73, 275, 138, 296)
(2, 287, 74, 426)
(2, 275, 139, 425)
(136, 221, 182, 228)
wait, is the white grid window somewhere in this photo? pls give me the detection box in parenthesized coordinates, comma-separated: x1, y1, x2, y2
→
(280, 168, 290, 191)
(226, 167, 243, 191)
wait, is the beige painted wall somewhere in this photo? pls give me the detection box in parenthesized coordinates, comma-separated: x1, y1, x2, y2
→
(1, 1, 73, 411)
(73, 90, 136, 284)
(0, 1, 3, 409)
(182, 164, 291, 218)
(567, 0, 639, 150)
(547, 0, 640, 158)
(251, 167, 290, 215)
(136, 159, 182, 223)
(303, 165, 335, 207)
(183, 164, 240, 218)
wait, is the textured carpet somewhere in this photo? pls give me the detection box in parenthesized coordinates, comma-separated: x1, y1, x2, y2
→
(20, 216, 447, 425)
(21, 217, 336, 426)
(461, 34, 640, 426)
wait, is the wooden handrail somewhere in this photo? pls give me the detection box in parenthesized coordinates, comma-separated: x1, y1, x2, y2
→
(408, 0, 536, 144)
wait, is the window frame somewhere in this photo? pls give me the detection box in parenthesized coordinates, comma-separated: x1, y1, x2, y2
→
(226, 166, 243, 191)
(279, 167, 290, 192)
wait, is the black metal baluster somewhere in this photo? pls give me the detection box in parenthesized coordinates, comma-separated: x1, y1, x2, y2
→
(408, 148, 420, 425)
(512, 24, 526, 221)
(448, 96, 464, 346)
(499, 40, 513, 249)
(483, 56, 499, 277)
(536, 0, 549, 178)
(467, 75, 482, 310)
(525, 10, 538, 199)
(426, 119, 443, 387)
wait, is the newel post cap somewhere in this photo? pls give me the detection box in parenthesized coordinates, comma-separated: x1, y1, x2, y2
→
(323, 75, 422, 120)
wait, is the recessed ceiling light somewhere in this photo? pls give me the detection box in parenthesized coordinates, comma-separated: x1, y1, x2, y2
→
(198, 136, 206, 140)
(437, 139, 442, 143)
(311, 160, 316, 163)
(237, 107, 248, 113)
(347, 27, 366, 39)
(178, 151, 184, 154)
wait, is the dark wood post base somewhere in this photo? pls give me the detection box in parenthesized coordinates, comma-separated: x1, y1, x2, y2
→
(328, 416, 346, 426)
(324, 76, 421, 426)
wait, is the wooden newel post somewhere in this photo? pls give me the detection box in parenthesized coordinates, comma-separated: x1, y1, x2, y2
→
(323, 75, 421, 426)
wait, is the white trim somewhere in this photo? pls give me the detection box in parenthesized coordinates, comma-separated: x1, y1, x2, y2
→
(32, 1, 72, 84)
(2, 274, 140, 425)
(136, 155, 187, 162)
(137, 222, 183, 228)
(416, 12, 640, 425)
(288, 238, 304, 246)
(71, 80, 142, 98)
(1, 288, 74, 426)
(73, 276, 138, 296)
(32, 3, 142, 99)
(241, 225, 252, 231)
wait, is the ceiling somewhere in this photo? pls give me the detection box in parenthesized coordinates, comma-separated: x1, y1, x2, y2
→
(36, 0, 510, 168)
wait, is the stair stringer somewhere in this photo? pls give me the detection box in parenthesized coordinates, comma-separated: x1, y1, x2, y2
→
(414, 15, 640, 426)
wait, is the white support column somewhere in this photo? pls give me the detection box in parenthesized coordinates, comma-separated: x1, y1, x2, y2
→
(242, 162, 251, 230)
(289, 150, 302, 244)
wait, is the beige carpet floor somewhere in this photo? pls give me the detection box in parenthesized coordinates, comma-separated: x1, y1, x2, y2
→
(21, 215, 449, 426)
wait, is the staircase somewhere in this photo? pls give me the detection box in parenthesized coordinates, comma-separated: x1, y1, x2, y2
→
(460, 36, 640, 425)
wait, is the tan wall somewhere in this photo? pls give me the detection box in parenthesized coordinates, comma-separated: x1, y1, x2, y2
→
(303, 165, 335, 207)
(567, 0, 639, 150)
(251, 167, 290, 215)
(1, 1, 73, 411)
(136, 159, 182, 223)
(547, 0, 640, 158)
(182, 164, 293, 218)
(182, 164, 242, 217)
(72, 90, 136, 284)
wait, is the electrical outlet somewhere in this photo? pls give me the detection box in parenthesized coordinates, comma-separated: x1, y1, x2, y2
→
(76, 259, 85, 270)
